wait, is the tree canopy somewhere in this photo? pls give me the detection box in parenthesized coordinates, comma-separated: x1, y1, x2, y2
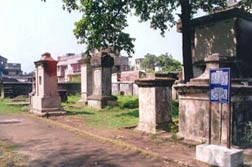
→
(56, 0, 251, 55)
(141, 53, 182, 73)
(42, 0, 252, 81)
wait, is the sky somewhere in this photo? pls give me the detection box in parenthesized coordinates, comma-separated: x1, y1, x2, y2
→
(0, 0, 182, 73)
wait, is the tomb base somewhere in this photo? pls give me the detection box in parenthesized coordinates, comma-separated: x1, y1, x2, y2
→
(87, 95, 117, 109)
(30, 96, 65, 116)
(136, 122, 170, 134)
(196, 144, 243, 167)
(135, 74, 174, 134)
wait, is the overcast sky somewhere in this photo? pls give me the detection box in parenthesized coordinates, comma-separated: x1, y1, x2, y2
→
(0, 0, 182, 73)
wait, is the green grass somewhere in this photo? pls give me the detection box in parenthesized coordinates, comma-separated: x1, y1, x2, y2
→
(66, 93, 81, 104)
(63, 95, 180, 130)
(63, 95, 139, 129)
(117, 95, 139, 109)
(0, 99, 29, 115)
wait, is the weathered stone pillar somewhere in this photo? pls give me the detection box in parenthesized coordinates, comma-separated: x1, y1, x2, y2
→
(135, 74, 175, 133)
(87, 51, 117, 109)
(79, 54, 92, 104)
(30, 53, 65, 116)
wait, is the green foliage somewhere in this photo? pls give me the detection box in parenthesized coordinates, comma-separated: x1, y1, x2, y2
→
(55, 0, 252, 56)
(141, 53, 158, 71)
(171, 119, 179, 134)
(141, 53, 182, 73)
(70, 75, 81, 83)
(117, 95, 138, 109)
(246, 121, 252, 143)
(64, 93, 81, 104)
(0, 99, 28, 115)
(172, 100, 179, 118)
(40, 0, 252, 58)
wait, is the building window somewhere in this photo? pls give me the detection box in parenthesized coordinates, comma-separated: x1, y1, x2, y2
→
(71, 63, 80, 72)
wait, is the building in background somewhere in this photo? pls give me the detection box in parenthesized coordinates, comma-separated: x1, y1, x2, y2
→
(113, 56, 129, 73)
(4, 63, 22, 76)
(0, 55, 7, 78)
(57, 52, 130, 83)
(134, 58, 144, 71)
(57, 53, 82, 83)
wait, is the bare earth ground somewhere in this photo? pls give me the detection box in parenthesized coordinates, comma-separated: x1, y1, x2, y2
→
(0, 114, 182, 167)
(1, 114, 251, 167)
(52, 115, 208, 167)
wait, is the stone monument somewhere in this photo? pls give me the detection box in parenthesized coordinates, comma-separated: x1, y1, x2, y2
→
(175, 8, 252, 148)
(135, 74, 175, 133)
(79, 53, 92, 104)
(87, 50, 117, 109)
(30, 53, 65, 116)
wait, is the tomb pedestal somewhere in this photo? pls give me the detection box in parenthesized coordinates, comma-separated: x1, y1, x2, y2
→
(30, 53, 65, 116)
(87, 51, 117, 109)
(175, 54, 252, 147)
(79, 54, 92, 104)
(135, 74, 175, 133)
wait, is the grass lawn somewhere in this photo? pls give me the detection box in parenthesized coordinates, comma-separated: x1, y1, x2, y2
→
(0, 94, 179, 131)
(63, 94, 179, 131)
(0, 98, 29, 115)
(63, 95, 139, 129)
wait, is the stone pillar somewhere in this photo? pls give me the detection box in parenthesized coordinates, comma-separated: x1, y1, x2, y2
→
(79, 54, 92, 104)
(87, 51, 117, 109)
(30, 53, 65, 116)
(135, 74, 175, 133)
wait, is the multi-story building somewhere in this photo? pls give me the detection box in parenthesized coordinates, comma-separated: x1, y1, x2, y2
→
(57, 52, 130, 83)
(0, 55, 23, 79)
(57, 53, 82, 83)
(4, 63, 22, 76)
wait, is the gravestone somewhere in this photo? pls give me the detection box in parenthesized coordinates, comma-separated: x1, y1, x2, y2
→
(79, 54, 92, 104)
(135, 74, 175, 133)
(30, 53, 65, 116)
(87, 51, 117, 109)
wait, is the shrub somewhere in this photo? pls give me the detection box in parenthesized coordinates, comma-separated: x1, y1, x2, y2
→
(117, 95, 139, 109)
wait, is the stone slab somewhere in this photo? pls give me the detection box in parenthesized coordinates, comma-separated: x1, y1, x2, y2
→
(196, 144, 244, 167)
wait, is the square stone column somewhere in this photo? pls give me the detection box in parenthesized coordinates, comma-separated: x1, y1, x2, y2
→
(87, 51, 117, 109)
(79, 54, 92, 104)
(135, 74, 175, 133)
(30, 52, 65, 116)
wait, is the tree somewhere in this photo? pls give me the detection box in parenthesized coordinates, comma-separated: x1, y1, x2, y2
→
(46, 0, 252, 81)
(141, 53, 158, 71)
(158, 53, 182, 72)
(141, 53, 182, 73)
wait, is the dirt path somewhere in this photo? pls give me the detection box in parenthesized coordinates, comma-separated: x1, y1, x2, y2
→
(0, 115, 182, 167)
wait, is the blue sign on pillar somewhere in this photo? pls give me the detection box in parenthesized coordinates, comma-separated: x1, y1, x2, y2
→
(209, 68, 231, 103)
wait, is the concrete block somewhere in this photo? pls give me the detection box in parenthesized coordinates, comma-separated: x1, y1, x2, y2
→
(196, 144, 244, 167)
